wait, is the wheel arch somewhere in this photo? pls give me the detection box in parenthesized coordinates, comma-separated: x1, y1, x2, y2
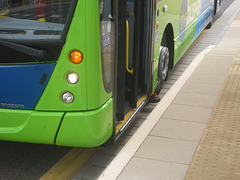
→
(162, 23, 174, 70)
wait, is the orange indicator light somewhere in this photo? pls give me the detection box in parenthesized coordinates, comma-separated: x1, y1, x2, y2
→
(156, 22, 159, 29)
(70, 51, 83, 64)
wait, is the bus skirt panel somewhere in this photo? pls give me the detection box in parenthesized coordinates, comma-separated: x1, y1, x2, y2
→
(55, 98, 113, 147)
(0, 109, 64, 144)
(0, 98, 113, 147)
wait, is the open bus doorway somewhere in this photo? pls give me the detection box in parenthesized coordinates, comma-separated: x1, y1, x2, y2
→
(114, 0, 155, 138)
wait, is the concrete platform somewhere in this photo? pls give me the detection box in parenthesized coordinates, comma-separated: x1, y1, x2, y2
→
(97, 1, 240, 180)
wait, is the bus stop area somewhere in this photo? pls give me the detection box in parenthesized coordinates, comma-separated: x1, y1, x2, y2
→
(73, 0, 240, 179)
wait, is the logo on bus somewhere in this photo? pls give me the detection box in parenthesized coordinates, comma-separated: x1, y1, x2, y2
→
(179, 0, 201, 41)
(103, 34, 111, 48)
(1, 103, 25, 109)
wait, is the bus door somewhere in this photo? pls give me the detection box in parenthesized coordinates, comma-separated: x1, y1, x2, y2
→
(125, 0, 141, 108)
(116, 0, 154, 122)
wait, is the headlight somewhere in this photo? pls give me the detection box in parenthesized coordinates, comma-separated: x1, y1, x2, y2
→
(67, 72, 79, 84)
(62, 92, 74, 104)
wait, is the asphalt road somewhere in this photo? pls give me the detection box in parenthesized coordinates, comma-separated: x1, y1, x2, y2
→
(0, 141, 70, 179)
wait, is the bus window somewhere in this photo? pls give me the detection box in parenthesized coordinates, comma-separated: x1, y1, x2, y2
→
(99, 0, 115, 93)
(1, 0, 72, 34)
(0, 0, 74, 63)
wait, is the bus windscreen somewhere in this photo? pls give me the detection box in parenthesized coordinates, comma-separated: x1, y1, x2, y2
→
(0, 0, 73, 41)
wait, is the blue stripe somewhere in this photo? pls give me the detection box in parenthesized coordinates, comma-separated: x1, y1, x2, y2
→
(194, 2, 214, 41)
(0, 63, 55, 110)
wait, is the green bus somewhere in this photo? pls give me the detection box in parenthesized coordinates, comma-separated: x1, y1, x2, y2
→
(0, 0, 221, 147)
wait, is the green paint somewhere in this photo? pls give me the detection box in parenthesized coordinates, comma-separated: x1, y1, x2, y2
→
(0, 109, 63, 144)
(56, 99, 113, 147)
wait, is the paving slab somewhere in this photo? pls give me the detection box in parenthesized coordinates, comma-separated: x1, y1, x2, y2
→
(193, 55, 235, 75)
(150, 119, 206, 142)
(135, 136, 198, 165)
(162, 104, 212, 123)
(187, 71, 228, 85)
(180, 82, 223, 96)
(117, 157, 188, 180)
(173, 92, 218, 108)
(209, 47, 240, 56)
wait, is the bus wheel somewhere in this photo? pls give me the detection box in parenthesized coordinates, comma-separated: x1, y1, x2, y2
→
(161, 34, 170, 81)
(206, 21, 213, 29)
(155, 46, 169, 94)
(155, 58, 163, 95)
(160, 46, 170, 81)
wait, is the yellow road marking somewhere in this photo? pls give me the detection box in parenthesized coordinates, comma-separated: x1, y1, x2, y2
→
(0, 15, 10, 18)
(0, 10, 10, 17)
(115, 94, 147, 134)
(40, 147, 97, 180)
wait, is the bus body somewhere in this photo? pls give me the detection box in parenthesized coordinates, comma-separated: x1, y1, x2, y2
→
(0, 0, 221, 147)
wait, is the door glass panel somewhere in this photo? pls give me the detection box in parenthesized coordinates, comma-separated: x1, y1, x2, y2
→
(99, 0, 115, 93)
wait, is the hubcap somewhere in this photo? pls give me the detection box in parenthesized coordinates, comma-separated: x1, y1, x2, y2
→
(161, 47, 169, 80)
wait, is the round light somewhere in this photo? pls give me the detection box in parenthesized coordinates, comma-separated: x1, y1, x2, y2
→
(62, 92, 74, 104)
(67, 72, 79, 84)
(70, 51, 83, 64)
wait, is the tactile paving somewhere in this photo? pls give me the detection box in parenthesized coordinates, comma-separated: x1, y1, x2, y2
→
(185, 61, 240, 180)
(235, 11, 240, 20)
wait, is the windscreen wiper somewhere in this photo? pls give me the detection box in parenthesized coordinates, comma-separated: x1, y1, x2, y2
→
(0, 39, 48, 60)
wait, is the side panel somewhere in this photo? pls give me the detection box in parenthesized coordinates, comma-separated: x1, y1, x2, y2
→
(174, 0, 214, 64)
(194, 0, 214, 40)
(56, 99, 113, 147)
(0, 109, 63, 144)
(152, 0, 214, 92)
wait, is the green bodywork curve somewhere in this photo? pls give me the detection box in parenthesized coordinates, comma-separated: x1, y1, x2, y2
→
(36, 0, 111, 112)
(56, 99, 113, 147)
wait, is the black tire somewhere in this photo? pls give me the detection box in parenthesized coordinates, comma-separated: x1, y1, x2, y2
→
(155, 54, 163, 95)
(155, 37, 170, 94)
(206, 21, 213, 29)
